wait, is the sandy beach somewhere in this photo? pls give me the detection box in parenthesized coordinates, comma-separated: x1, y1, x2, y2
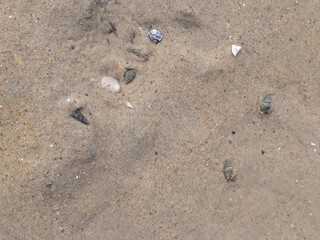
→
(1, 0, 320, 239)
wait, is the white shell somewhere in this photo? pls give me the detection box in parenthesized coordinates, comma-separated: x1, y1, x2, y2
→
(101, 76, 121, 93)
(125, 101, 133, 109)
(232, 44, 242, 56)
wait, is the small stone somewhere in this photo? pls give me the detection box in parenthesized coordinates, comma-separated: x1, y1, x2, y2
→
(260, 94, 273, 114)
(52, 205, 60, 211)
(124, 69, 137, 84)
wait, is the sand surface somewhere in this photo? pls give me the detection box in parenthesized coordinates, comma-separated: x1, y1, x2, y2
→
(1, 0, 320, 239)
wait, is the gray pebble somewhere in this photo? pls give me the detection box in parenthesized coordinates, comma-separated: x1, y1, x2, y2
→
(52, 205, 60, 211)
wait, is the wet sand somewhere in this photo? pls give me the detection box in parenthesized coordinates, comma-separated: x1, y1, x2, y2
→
(1, 0, 320, 239)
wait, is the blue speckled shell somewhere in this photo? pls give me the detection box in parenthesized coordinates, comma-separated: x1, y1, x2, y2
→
(148, 29, 163, 43)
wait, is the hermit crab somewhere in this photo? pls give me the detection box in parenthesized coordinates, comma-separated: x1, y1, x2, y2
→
(223, 160, 236, 182)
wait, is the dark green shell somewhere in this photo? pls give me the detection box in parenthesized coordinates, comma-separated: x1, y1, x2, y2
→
(124, 69, 137, 84)
(260, 94, 272, 114)
(223, 160, 236, 181)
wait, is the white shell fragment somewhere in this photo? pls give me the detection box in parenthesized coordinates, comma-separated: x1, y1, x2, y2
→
(232, 44, 242, 56)
(125, 101, 133, 109)
(101, 76, 121, 93)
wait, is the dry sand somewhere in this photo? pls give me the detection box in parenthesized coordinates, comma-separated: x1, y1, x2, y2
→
(1, 0, 320, 239)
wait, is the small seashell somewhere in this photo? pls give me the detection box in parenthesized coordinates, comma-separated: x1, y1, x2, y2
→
(101, 76, 121, 93)
(232, 44, 242, 56)
(124, 69, 137, 84)
(260, 94, 273, 114)
(148, 29, 163, 44)
(223, 160, 236, 182)
(71, 107, 89, 125)
(125, 101, 133, 109)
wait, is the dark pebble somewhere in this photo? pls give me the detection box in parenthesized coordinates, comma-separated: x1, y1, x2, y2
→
(71, 107, 89, 125)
